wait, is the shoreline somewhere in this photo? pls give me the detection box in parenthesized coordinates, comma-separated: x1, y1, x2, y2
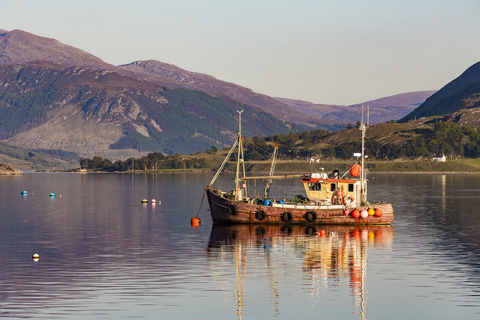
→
(20, 170, 480, 175)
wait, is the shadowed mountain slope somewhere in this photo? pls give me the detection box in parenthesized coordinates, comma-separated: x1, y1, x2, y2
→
(399, 62, 480, 122)
(0, 29, 343, 130)
(118, 60, 345, 129)
(0, 61, 297, 159)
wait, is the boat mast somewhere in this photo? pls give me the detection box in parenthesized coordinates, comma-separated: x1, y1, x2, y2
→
(235, 110, 244, 201)
(360, 106, 369, 205)
(264, 141, 279, 199)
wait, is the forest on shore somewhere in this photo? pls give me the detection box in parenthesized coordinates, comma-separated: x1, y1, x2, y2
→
(79, 120, 480, 172)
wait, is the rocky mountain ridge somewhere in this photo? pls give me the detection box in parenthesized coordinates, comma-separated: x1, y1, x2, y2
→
(0, 60, 295, 159)
(0, 29, 341, 129)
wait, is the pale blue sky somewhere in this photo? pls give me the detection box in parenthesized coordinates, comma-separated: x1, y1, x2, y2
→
(3, 0, 480, 105)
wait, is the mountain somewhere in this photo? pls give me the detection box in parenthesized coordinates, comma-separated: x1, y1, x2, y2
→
(0, 60, 298, 159)
(277, 90, 436, 125)
(0, 29, 115, 70)
(117, 60, 345, 129)
(0, 29, 342, 130)
(0, 141, 78, 171)
(399, 62, 480, 122)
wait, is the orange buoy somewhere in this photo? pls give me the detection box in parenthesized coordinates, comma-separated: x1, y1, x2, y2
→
(343, 209, 349, 215)
(349, 163, 362, 177)
(374, 208, 383, 217)
(320, 230, 326, 238)
(337, 190, 343, 197)
(368, 208, 375, 216)
(351, 209, 360, 219)
(191, 217, 201, 227)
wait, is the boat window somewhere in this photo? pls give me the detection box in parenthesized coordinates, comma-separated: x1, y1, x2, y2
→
(348, 183, 354, 192)
(330, 183, 336, 191)
(308, 183, 322, 191)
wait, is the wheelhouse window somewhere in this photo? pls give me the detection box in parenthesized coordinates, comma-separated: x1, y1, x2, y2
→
(308, 183, 322, 191)
(348, 183, 354, 192)
(330, 183, 337, 192)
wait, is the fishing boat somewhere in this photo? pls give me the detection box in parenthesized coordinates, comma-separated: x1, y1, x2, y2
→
(205, 109, 394, 225)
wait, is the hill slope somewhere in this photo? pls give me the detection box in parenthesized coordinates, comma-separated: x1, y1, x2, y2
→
(399, 62, 480, 122)
(118, 60, 345, 129)
(0, 29, 342, 130)
(277, 90, 436, 125)
(0, 61, 297, 159)
(0, 29, 115, 70)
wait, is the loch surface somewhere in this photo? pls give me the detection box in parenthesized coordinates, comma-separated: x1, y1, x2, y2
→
(0, 172, 479, 319)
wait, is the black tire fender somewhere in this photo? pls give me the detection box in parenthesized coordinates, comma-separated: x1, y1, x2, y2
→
(255, 210, 267, 220)
(229, 205, 238, 215)
(281, 212, 293, 222)
(305, 211, 317, 222)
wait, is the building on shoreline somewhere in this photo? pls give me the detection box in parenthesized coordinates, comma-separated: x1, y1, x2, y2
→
(432, 154, 446, 162)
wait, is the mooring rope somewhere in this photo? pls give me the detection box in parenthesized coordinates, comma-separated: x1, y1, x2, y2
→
(195, 190, 206, 218)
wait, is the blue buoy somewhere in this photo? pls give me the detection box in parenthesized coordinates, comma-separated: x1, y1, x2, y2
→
(21, 190, 27, 195)
(50, 193, 56, 197)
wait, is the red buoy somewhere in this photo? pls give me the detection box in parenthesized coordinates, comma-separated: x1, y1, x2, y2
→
(349, 163, 362, 177)
(191, 217, 201, 227)
(351, 209, 360, 219)
(374, 208, 383, 217)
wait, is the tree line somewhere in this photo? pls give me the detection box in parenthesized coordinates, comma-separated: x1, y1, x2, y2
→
(79, 121, 480, 171)
(80, 152, 208, 172)
(241, 122, 480, 160)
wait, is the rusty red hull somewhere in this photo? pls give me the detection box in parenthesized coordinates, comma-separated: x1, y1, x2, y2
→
(207, 190, 393, 225)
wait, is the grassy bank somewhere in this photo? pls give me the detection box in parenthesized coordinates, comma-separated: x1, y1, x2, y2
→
(62, 154, 480, 174)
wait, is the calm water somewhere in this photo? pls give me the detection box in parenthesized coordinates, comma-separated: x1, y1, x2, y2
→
(1, 172, 480, 319)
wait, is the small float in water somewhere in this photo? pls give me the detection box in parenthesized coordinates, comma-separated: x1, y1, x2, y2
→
(204, 108, 393, 225)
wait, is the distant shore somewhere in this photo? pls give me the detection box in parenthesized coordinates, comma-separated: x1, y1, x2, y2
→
(10, 158, 480, 174)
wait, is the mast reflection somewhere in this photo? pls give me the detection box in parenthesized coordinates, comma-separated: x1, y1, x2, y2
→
(207, 224, 393, 319)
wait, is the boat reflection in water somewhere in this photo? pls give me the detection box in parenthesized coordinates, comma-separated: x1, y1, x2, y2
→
(207, 224, 393, 319)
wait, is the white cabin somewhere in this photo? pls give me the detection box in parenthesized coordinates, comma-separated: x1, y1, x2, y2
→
(432, 154, 446, 162)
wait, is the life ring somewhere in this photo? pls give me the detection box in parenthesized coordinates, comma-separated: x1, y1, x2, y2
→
(255, 210, 267, 221)
(281, 212, 293, 222)
(305, 211, 317, 222)
(343, 195, 355, 206)
(331, 195, 342, 205)
(229, 205, 238, 215)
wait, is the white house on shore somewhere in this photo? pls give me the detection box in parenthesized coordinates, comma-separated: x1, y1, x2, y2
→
(432, 154, 446, 162)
